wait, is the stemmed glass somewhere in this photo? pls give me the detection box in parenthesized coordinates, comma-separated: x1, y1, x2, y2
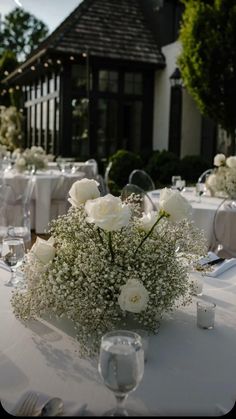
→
(196, 182, 205, 202)
(98, 330, 144, 417)
(171, 175, 181, 189)
(1, 236, 25, 287)
(176, 179, 186, 192)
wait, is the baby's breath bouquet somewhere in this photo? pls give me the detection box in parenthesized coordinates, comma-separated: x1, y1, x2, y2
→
(12, 179, 207, 356)
(206, 153, 236, 199)
(13, 146, 54, 172)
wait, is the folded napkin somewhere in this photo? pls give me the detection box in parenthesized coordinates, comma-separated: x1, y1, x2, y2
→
(206, 258, 236, 277)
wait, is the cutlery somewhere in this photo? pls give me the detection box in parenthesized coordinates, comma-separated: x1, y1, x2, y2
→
(15, 391, 38, 416)
(38, 397, 64, 417)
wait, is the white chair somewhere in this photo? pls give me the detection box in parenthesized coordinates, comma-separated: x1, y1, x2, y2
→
(211, 199, 236, 258)
(85, 158, 98, 177)
(121, 183, 157, 214)
(128, 169, 155, 191)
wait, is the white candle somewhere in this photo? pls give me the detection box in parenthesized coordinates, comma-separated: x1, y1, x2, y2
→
(197, 301, 216, 329)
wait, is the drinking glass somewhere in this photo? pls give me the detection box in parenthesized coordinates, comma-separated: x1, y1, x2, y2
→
(171, 175, 181, 189)
(1, 237, 25, 287)
(176, 179, 186, 192)
(195, 182, 205, 202)
(98, 330, 144, 416)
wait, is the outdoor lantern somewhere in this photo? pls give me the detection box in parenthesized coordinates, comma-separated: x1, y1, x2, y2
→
(169, 67, 183, 87)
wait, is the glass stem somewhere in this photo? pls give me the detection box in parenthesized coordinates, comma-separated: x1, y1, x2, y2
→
(115, 394, 128, 416)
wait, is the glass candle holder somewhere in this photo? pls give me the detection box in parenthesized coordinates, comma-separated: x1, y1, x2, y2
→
(189, 271, 204, 296)
(197, 301, 216, 329)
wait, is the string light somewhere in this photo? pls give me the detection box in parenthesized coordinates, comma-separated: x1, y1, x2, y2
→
(18, 68, 23, 73)
(15, 85, 20, 90)
(56, 59, 62, 64)
(82, 52, 87, 58)
(4, 70, 9, 76)
(44, 63, 49, 68)
(31, 66, 36, 71)
(69, 56, 75, 61)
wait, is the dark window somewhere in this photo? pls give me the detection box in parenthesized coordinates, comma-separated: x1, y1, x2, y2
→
(124, 73, 143, 95)
(99, 70, 118, 93)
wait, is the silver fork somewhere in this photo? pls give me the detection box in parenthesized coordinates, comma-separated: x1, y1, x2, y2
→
(15, 392, 38, 416)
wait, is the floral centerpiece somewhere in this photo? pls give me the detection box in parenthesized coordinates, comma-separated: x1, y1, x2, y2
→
(206, 153, 236, 199)
(13, 146, 54, 172)
(0, 105, 24, 150)
(11, 179, 207, 356)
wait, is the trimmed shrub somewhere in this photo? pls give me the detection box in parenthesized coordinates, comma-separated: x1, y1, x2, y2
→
(179, 155, 210, 183)
(108, 149, 143, 191)
(145, 150, 181, 185)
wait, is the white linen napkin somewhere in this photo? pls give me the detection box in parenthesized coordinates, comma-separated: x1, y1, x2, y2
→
(206, 258, 236, 277)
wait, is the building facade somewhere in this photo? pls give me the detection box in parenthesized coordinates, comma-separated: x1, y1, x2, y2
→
(2, 0, 217, 162)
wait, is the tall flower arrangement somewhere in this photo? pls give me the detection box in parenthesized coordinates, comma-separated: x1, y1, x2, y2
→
(0, 106, 24, 150)
(11, 179, 207, 356)
(206, 153, 236, 198)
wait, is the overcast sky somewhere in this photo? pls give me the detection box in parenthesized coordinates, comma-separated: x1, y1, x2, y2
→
(0, 0, 82, 33)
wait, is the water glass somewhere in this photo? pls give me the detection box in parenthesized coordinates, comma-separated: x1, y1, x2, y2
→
(171, 175, 181, 189)
(98, 330, 144, 416)
(1, 236, 25, 287)
(196, 182, 205, 202)
(176, 179, 186, 192)
(197, 301, 216, 329)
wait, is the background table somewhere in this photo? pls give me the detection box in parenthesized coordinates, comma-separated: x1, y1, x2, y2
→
(0, 262, 236, 416)
(3, 171, 86, 234)
(149, 188, 232, 252)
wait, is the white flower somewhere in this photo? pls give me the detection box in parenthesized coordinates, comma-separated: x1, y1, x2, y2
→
(17, 157, 26, 167)
(118, 279, 149, 313)
(159, 188, 192, 222)
(226, 156, 236, 168)
(68, 178, 100, 206)
(206, 173, 218, 189)
(85, 194, 131, 231)
(31, 236, 56, 265)
(139, 211, 158, 232)
(214, 153, 226, 167)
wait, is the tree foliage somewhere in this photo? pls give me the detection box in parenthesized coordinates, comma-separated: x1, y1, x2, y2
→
(0, 7, 49, 61)
(0, 50, 19, 106)
(178, 0, 236, 153)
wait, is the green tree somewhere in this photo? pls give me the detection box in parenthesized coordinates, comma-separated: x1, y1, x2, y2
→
(0, 50, 19, 106)
(0, 7, 49, 61)
(178, 0, 236, 155)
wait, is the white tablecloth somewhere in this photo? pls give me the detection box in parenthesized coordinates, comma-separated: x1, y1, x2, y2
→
(0, 263, 236, 416)
(3, 171, 85, 234)
(149, 189, 234, 253)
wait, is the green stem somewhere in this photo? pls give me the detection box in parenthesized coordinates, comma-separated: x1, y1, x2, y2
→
(97, 227, 104, 245)
(134, 212, 167, 255)
(108, 232, 115, 262)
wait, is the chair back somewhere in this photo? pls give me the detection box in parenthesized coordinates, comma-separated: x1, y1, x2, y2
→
(128, 169, 155, 191)
(212, 199, 236, 258)
(198, 168, 213, 184)
(85, 159, 98, 177)
(121, 183, 157, 214)
(104, 161, 113, 193)
(0, 175, 35, 249)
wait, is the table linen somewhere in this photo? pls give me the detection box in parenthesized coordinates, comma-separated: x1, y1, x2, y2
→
(3, 171, 85, 234)
(149, 188, 236, 255)
(0, 263, 236, 416)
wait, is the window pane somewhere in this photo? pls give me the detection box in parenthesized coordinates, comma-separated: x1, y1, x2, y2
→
(71, 97, 89, 156)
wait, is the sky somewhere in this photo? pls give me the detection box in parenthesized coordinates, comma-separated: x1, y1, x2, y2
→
(0, 0, 82, 33)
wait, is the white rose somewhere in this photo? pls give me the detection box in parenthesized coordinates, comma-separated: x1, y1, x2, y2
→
(139, 211, 159, 232)
(85, 194, 131, 231)
(206, 173, 218, 189)
(226, 156, 236, 168)
(68, 178, 100, 206)
(31, 236, 56, 264)
(118, 279, 149, 313)
(214, 153, 226, 167)
(17, 157, 26, 167)
(159, 188, 192, 222)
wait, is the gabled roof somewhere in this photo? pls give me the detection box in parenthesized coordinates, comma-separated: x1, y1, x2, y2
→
(4, 0, 165, 83)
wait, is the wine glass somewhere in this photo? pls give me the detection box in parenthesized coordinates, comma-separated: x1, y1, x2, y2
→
(196, 182, 205, 202)
(176, 179, 186, 192)
(171, 175, 181, 189)
(98, 330, 144, 417)
(1, 236, 25, 287)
